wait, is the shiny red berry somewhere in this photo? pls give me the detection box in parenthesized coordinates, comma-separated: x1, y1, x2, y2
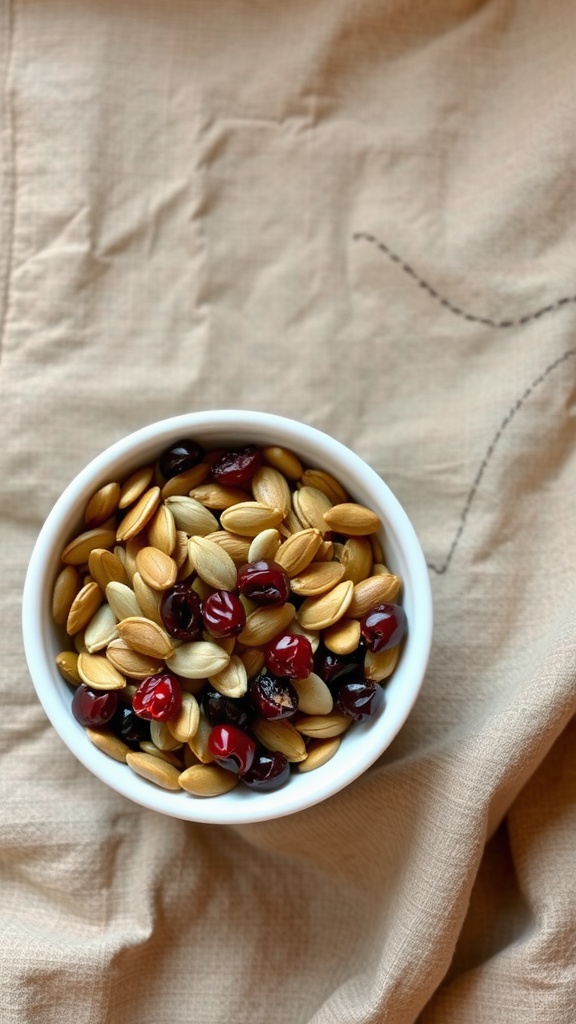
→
(360, 603, 407, 652)
(160, 583, 203, 640)
(71, 685, 118, 727)
(211, 445, 262, 486)
(241, 751, 291, 791)
(265, 632, 313, 679)
(132, 674, 182, 721)
(237, 559, 290, 606)
(202, 589, 246, 638)
(207, 723, 256, 775)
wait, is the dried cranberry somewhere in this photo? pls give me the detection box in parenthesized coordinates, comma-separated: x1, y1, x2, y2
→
(211, 445, 262, 487)
(202, 688, 253, 730)
(237, 559, 290, 606)
(161, 583, 203, 640)
(360, 603, 407, 652)
(110, 704, 151, 747)
(249, 672, 299, 719)
(71, 685, 118, 727)
(132, 674, 182, 721)
(158, 439, 205, 479)
(207, 723, 256, 775)
(241, 751, 291, 791)
(202, 589, 246, 638)
(266, 632, 313, 680)
(335, 681, 385, 720)
(314, 645, 364, 693)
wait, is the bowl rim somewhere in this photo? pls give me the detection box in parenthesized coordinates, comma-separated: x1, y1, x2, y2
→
(22, 409, 433, 824)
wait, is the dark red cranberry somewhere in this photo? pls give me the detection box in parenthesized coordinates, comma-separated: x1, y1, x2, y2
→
(265, 632, 313, 680)
(241, 751, 291, 791)
(360, 603, 407, 652)
(202, 688, 253, 730)
(207, 723, 256, 775)
(202, 589, 246, 638)
(71, 685, 118, 727)
(335, 681, 385, 721)
(249, 672, 299, 719)
(314, 645, 364, 693)
(158, 439, 205, 479)
(237, 559, 290, 606)
(161, 583, 203, 640)
(211, 445, 262, 487)
(110, 704, 151, 747)
(132, 674, 182, 721)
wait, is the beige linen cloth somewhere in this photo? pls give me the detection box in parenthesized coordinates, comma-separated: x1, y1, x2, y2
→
(2, 1, 576, 1021)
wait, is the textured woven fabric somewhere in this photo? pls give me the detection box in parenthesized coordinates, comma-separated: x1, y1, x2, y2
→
(2, 2, 575, 1021)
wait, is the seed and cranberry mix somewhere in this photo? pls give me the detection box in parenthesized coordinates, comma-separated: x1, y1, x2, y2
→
(53, 437, 407, 797)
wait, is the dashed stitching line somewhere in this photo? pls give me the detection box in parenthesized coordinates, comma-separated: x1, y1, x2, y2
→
(353, 232, 576, 328)
(427, 345, 576, 574)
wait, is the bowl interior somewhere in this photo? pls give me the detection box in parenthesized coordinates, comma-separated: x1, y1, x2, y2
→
(22, 410, 432, 824)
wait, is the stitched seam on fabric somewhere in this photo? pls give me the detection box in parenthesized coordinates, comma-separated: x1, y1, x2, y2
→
(353, 231, 576, 328)
(427, 346, 576, 574)
(0, 0, 16, 365)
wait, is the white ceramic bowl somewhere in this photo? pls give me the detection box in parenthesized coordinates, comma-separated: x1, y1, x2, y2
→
(22, 410, 432, 824)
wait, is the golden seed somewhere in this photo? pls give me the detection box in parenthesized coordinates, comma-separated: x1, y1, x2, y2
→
(135, 545, 178, 591)
(61, 527, 116, 566)
(105, 581, 142, 621)
(116, 486, 161, 542)
(219, 501, 284, 537)
(338, 536, 373, 585)
(248, 528, 282, 563)
(84, 603, 119, 653)
(188, 535, 237, 591)
(52, 565, 81, 625)
(66, 580, 103, 635)
(296, 580, 354, 631)
(55, 650, 81, 685)
(126, 751, 182, 790)
(132, 572, 164, 626)
(147, 504, 177, 555)
(295, 713, 352, 739)
(322, 616, 361, 655)
(364, 646, 401, 682)
(292, 672, 333, 715)
(251, 466, 292, 515)
(88, 548, 129, 591)
(178, 763, 239, 796)
(105, 638, 163, 679)
(347, 574, 402, 618)
(300, 468, 348, 505)
(164, 495, 219, 536)
(262, 445, 303, 480)
(84, 481, 121, 527)
(292, 486, 333, 534)
(166, 640, 230, 679)
(238, 603, 296, 646)
(160, 461, 211, 499)
(274, 528, 323, 576)
(323, 502, 380, 536)
(118, 465, 154, 508)
(251, 718, 307, 762)
(289, 560, 346, 596)
(188, 483, 248, 509)
(167, 691, 200, 744)
(85, 728, 131, 763)
(208, 655, 248, 699)
(117, 616, 174, 659)
(297, 737, 341, 773)
(77, 652, 126, 691)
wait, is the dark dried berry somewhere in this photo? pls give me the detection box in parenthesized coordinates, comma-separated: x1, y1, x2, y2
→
(314, 645, 364, 693)
(158, 439, 205, 480)
(237, 559, 290, 606)
(161, 583, 203, 640)
(207, 723, 256, 775)
(211, 445, 262, 487)
(360, 603, 407, 652)
(110, 705, 151, 747)
(202, 688, 253, 730)
(71, 685, 118, 727)
(335, 681, 385, 721)
(249, 672, 299, 720)
(241, 751, 291, 791)
(265, 632, 313, 680)
(202, 589, 246, 638)
(132, 674, 182, 722)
